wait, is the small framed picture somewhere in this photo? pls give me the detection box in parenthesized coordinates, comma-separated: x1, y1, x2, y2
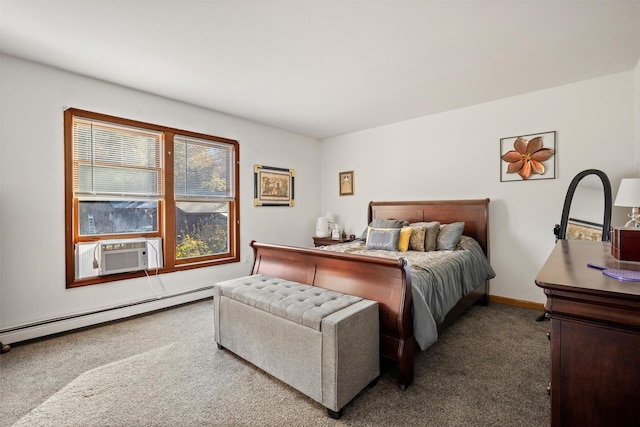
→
(339, 171, 354, 196)
(254, 165, 295, 206)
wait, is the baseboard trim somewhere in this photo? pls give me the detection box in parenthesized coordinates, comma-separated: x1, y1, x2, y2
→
(1, 290, 545, 345)
(0, 286, 214, 345)
(489, 295, 545, 311)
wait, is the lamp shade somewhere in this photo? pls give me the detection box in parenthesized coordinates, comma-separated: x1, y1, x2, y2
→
(614, 178, 640, 207)
(325, 211, 336, 223)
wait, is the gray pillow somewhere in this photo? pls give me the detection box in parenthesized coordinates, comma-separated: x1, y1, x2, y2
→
(409, 225, 427, 252)
(437, 222, 466, 250)
(365, 228, 401, 251)
(359, 218, 408, 240)
(411, 221, 440, 251)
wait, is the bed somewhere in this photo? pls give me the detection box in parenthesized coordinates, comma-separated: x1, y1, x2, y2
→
(249, 199, 495, 390)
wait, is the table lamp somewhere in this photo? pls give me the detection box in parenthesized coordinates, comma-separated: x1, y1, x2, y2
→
(614, 178, 640, 228)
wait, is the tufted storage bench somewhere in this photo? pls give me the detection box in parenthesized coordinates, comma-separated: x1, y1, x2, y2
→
(213, 274, 379, 418)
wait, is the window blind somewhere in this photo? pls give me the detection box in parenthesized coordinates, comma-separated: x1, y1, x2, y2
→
(72, 117, 163, 198)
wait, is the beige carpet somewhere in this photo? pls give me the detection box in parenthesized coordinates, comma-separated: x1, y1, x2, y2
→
(11, 342, 327, 426)
(3, 299, 550, 426)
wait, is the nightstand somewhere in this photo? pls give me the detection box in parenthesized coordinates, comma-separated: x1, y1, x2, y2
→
(312, 237, 354, 247)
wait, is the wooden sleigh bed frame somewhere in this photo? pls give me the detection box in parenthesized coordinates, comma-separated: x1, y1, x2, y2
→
(249, 199, 491, 390)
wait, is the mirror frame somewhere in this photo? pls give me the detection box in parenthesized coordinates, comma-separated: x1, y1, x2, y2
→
(555, 169, 612, 242)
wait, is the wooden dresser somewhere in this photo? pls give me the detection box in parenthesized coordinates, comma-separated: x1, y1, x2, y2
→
(535, 240, 640, 427)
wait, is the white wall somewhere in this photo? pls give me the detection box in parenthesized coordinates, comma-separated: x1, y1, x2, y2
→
(320, 71, 637, 304)
(636, 57, 640, 172)
(0, 55, 320, 341)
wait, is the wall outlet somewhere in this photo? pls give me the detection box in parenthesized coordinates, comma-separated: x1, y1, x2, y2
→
(244, 255, 251, 263)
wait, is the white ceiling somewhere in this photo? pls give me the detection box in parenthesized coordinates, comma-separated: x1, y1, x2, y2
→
(1, 1, 639, 139)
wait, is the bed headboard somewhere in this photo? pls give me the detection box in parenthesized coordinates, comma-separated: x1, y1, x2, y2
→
(368, 199, 490, 259)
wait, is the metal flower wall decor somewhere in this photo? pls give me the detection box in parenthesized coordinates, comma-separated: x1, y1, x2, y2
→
(500, 131, 556, 182)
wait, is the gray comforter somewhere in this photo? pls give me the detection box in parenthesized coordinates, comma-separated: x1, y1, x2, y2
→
(318, 236, 496, 350)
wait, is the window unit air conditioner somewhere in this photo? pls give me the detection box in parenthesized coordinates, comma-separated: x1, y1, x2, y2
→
(99, 239, 148, 276)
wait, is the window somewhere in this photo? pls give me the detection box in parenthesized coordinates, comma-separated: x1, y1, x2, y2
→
(64, 108, 239, 287)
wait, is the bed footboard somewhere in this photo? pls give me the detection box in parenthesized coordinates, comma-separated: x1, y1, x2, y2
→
(250, 240, 415, 389)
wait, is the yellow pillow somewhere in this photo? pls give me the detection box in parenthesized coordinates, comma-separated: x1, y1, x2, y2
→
(398, 227, 413, 252)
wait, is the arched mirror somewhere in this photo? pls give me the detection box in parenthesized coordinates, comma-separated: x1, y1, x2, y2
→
(554, 169, 612, 242)
(541, 169, 613, 321)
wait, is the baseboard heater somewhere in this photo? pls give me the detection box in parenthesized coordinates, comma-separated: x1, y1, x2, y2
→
(0, 286, 214, 345)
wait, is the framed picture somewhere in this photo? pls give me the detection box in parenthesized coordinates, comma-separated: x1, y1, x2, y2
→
(254, 165, 295, 206)
(500, 131, 556, 182)
(339, 171, 354, 196)
(566, 218, 603, 241)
